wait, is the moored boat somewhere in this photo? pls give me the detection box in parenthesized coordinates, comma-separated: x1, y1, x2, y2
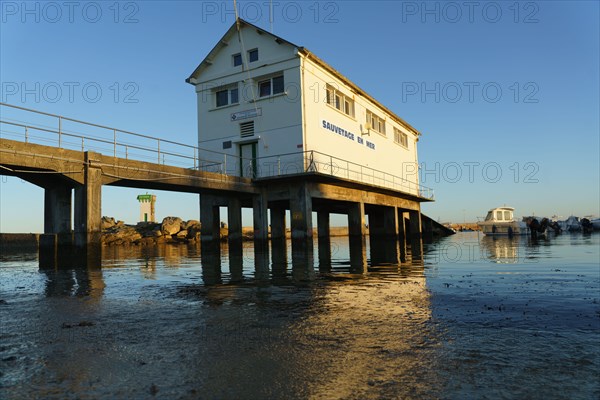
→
(558, 216, 581, 232)
(478, 207, 527, 236)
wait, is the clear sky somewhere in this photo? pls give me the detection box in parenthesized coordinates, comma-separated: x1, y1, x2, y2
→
(1, 0, 599, 231)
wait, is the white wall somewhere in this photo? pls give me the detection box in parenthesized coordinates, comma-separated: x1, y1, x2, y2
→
(300, 57, 421, 194)
(193, 26, 304, 176)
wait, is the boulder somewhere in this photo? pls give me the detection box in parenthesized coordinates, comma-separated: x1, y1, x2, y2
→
(101, 216, 116, 230)
(176, 230, 188, 238)
(102, 225, 142, 245)
(183, 220, 200, 230)
(161, 217, 183, 236)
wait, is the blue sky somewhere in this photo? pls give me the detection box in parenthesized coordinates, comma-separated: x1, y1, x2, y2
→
(1, 1, 598, 231)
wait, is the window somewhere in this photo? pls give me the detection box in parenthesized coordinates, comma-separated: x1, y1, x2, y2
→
(233, 53, 242, 67)
(496, 211, 503, 220)
(230, 88, 239, 104)
(215, 86, 239, 107)
(326, 84, 354, 117)
(504, 211, 511, 220)
(216, 90, 228, 107)
(367, 110, 386, 135)
(394, 128, 408, 148)
(272, 75, 284, 94)
(258, 75, 284, 97)
(248, 49, 258, 62)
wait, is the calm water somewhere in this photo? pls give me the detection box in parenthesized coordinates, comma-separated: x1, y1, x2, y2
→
(1, 232, 599, 399)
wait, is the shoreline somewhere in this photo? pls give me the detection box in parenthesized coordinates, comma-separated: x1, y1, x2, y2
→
(0, 227, 354, 249)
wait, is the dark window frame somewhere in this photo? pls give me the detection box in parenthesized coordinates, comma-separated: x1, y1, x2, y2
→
(258, 75, 284, 98)
(248, 49, 258, 62)
(233, 53, 242, 67)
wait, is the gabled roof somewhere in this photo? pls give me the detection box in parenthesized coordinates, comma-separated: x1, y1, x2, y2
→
(186, 18, 420, 136)
(186, 19, 299, 85)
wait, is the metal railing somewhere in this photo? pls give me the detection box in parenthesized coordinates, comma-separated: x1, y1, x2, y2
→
(0, 102, 433, 199)
(248, 151, 434, 199)
(0, 102, 228, 169)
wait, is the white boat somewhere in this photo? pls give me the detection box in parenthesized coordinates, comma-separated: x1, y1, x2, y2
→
(558, 216, 581, 232)
(478, 207, 527, 236)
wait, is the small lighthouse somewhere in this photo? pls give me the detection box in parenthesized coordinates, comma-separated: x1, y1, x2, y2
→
(137, 193, 156, 222)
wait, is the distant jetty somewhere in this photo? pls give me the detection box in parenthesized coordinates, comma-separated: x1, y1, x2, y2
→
(446, 223, 482, 232)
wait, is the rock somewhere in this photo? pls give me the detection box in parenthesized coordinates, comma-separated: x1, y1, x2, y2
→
(152, 228, 162, 237)
(102, 225, 142, 245)
(139, 237, 155, 246)
(101, 216, 116, 229)
(176, 230, 188, 238)
(183, 220, 200, 230)
(161, 217, 183, 236)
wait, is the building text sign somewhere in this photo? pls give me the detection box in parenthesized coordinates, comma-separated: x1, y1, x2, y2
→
(321, 119, 375, 150)
(231, 108, 262, 121)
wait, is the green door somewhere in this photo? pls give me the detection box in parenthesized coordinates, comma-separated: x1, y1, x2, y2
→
(240, 142, 257, 178)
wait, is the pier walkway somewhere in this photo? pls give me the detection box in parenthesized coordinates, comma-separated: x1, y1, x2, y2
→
(0, 103, 436, 267)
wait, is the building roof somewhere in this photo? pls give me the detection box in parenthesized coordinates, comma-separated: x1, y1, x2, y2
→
(186, 18, 421, 136)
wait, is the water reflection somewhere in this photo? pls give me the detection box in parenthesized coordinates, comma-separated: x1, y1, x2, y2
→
(40, 265, 105, 298)
(39, 244, 105, 298)
(479, 236, 521, 263)
(3, 233, 595, 399)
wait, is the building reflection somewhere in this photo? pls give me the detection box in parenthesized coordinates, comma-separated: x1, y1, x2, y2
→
(188, 242, 438, 398)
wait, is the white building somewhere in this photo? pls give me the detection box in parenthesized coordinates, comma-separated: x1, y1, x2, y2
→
(187, 19, 427, 198)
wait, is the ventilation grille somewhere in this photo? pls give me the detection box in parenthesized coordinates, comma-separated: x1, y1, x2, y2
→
(240, 121, 254, 137)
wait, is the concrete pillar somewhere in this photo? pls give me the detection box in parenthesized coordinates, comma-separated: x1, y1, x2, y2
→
(270, 206, 286, 240)
(44, 185, 72, 234)
(74, 152, 102, 246)
(227, 197, 242, 243)
(201, 240, 222, 285)
(290, 184, 313, 270)
(270, 205, 288, 278)
(408, 209, 423, 261)
(291, 239, 315, 281)
(398, 210, 407, 263)
(253, 189, 269, 275)
(317, 211, 331, 270)
(39, 234, 58, 269)
(348, 202, 366, 272)
(369, 206, 399, 265)
(200, 193, 221, 243)
(200, 194, 223, 283)
(348, 201, 366, 237)
(383, 206, 399, 237)
(290, 184, 313, 240)
(368, 209, 385, 265)
(227, 197, 243, 282)
(253, 189, 269, 248)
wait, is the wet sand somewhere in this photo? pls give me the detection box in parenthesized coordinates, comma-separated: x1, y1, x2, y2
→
(1, 233, 598, 399)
